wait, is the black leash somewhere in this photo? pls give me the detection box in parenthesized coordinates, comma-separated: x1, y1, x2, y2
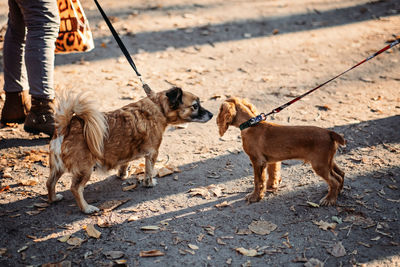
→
(239, 37, 400, 130)
(93, 0, 152, 96)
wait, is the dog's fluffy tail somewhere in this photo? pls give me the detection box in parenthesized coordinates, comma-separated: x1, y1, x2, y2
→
(330, 131, 346, 146)
(55, 91, 108, 159)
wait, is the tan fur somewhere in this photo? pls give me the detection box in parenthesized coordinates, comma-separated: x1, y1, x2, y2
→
(47, 87, 212, 214)
(217, 97, 346, 206)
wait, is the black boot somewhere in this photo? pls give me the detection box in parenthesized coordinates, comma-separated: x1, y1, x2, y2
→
(1, 91, 31, 124)
(24, 97, 55, 137)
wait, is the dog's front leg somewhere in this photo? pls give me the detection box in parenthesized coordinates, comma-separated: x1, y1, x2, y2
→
(266, 162, 282, 191)
(246, 158, 267, 203)
(143, 151, 158, 187)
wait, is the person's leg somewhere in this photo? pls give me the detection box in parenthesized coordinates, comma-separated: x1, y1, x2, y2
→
(1, 0, 31, 124)
(18, 0, 59, 99)
(17, 0, 60, 136)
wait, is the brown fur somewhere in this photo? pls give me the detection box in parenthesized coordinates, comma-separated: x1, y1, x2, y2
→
(217, 97, 346, 206)
(47, 87, 213, 214)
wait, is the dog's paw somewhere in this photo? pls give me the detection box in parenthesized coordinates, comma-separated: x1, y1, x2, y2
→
(117, 172, 129, 180)
(49, 194, 63, 203)
(319, 196, 337, 206)
(245, 192, 262, 203)
(144, 178, 158, 187)
(117, 166, 130, 180)
(82, 205, 100, 214)
(267, 177, 282, 190)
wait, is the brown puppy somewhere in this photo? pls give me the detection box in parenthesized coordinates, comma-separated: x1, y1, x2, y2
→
(217, 97, 345, 206)
(47, 87, 213, 214)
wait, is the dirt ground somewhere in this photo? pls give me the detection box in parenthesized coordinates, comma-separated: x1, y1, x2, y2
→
(0, 0, 399, 266)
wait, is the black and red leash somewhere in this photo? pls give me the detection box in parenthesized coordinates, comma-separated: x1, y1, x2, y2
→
(239, 37, 400, 130)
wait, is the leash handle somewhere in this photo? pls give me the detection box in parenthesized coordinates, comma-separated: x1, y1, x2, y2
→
(93, 0, 144, 84)
(240, 37, 400, 130)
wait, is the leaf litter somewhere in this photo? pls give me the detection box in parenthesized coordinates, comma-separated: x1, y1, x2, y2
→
(248, 220, 277, 235)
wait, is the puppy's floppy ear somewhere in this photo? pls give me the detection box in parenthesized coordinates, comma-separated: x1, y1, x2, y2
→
(241, 98, 258, 115)
(166, 87, 183, 110)
(216, 101, 236, 137)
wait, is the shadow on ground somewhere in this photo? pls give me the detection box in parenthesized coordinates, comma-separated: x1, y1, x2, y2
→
(0, 115, 399, 266)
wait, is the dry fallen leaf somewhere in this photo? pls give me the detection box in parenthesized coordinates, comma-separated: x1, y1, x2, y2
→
(328, 242, 346, 257)
(115, 259, 127, 265)
(26, 210, 42, 216)
(235, 247, 259, 257)
(217, 238, 226, 245)
(197, 233, 205, 242)
(132, 163, 146, 174)
(128, 215, 139, 222)
(0, 248, 7, 256)
(157, 167, 174, 177)
(140, 225, 160, 231)
(41, 260, 71, 267)
(0, 185, 10, 193)
(139, 250, 165, 257)
(188, 244, 199, 250)
(67, 237, 84, 246)
(84, 224, 101, 239)
(313, 220, 336, 231)
(204, 225, 215, 236)
(343, 215, 375, 226)
(188, 185, 224, 199)
(23, 150, 49, 167)
(104, 251, 124, 259)
(122, 184, 137, 191)
(17, 245, 28, 253)
(371, 236, 381, 241)
(215, 201, 229, 209)
(188, 187, 210, 199)
(358, 241, 371, 248)
(58, 234, 72, 243)
(236, 228, 252, 235)
(18, 178, 38, 186)
(248, 220, 277, 235)
(34, 202, 49, 208)
(99, 199, 130, 212)
(307, 201, 320, 208)
(304, 258, 324, 267)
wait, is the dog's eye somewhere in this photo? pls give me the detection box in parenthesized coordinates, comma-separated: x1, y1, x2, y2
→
(192, 103, 199, 110)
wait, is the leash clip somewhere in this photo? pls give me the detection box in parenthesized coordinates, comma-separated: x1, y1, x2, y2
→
(243, 113, 267, 129)
(249, 114, 264, 126)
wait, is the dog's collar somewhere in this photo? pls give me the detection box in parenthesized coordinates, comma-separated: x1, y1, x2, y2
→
(239, 113, 267, 130)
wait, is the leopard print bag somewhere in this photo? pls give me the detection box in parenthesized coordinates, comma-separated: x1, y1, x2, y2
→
(55, 0, 94, 54)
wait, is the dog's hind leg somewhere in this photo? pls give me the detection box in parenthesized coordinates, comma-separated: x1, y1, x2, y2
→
(312, 162, 340, 206)
(47, 167, 64, 203)
(117, 163, 130, 179)
(71, 170, 99, 214)
(266, 162, 282, 190)
(48, 139, 65, 203)
(246, 158, 267, 203)
(332, 162, 345, 191)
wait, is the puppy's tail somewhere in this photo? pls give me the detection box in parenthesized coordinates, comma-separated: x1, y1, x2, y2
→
(330, 131, 346, 146)
(55, 91, 108, 159)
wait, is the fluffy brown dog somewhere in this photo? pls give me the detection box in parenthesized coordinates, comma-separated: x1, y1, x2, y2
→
(217, 97, 345, 206)
(47, 87, 213, 214)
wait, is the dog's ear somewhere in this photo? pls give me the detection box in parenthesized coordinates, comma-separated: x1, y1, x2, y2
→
(241, 99, 257, 115)
(216, 101, 236, 137)
(166, 87, 183, 110)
